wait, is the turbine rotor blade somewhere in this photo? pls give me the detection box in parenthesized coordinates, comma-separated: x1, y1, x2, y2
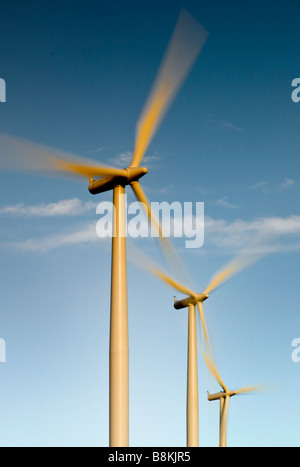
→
(197, 302, 212, 359)
(204, 239, 272, 296)
(126, 239, 196, 301)
(204, 262, 238, 295)
(130, 180, 192, 285)
(151, 267, 197, 299)
(233, 385, 261, 396)
(130, 9, 208, 167)
(0, 133, 126, 179)
(197, 302, 226, 396)
(54, 160, 127, 178)
(130, 180, 166, 242)
(202, 350, 228, 393)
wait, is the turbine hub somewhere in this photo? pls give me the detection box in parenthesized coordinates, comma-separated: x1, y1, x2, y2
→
(88, 167, 148, 195)
(173, 292, 209, 310)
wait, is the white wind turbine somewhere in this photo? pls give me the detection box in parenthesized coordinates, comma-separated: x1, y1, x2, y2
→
(141, 245, 267, 447)
(0, 9, 208, 446)
(207, 384, 259, 447)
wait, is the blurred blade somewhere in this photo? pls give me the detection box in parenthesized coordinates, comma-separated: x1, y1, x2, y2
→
(204, 262, 238, 295)
(233, 385, 261, 396)
(0, 133, 127, 178)
(130, 180, 192, 285)
(55, 160, 127, 178)
(126, 239, 196, 298)
(130, 180, 166, 240)
(151, 267, 197, 298)
(197, 302, 212, 358)
(130, 9, 208, 167)
(204, 240, 271, 295)
(202, 350, 228, 393)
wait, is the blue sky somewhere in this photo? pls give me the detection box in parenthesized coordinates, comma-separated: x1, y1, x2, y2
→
(0, 0, 300, 447)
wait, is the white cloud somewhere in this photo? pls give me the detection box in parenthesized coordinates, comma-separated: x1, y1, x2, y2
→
(86, 146, 104, 154)
(205, 215, 300, 238)
(250, 181, 269, 191)
(212, 118, 244, 132)
(204, 215, 300, 253)
(0, 198, 97, 217)
(108, 151, 159, 168)
(11, 223, 100, 252)
(251, 179, 296, 193)
(220, 120, 244, 132)
(108, 152, 133, 167)
(279, 179, 295, 191)
(93, 147, 104, 153)
(215, 197, 239, 209)
(4, 213, 300, 255)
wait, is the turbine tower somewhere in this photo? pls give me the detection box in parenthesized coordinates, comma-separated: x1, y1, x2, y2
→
(0, 9, 208, 446)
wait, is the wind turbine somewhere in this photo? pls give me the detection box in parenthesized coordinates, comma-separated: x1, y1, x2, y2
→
(146, 248, 265, 447)
(0, 9, 208, 446)
(207, 385, 258, 447)
(148, 261, 235, 446)
(201, 337, 259, 447)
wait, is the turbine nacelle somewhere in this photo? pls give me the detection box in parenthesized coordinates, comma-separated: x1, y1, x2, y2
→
(88, 167, 148, 195)
(174, 292, 209, 310)
(207, 390, 237, 401)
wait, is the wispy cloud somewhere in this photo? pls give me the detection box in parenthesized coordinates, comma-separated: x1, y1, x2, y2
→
(107, 151, 159, 168)
(0, 199, 97, 217)
(251, 179, 296, 194)
(9, 223, 100, 252)
(250, 181, 269, 192)
(204, 214, 300, 253)
(3, 213, 300, 255)
(86, 146, 105, 154)
(212, 118, 244, 133)
(279, 178, 295, 191)
(220, 120, 244, 132)
(215, 197, 239, 209)
(93, 147, 104, 153)
(107, 152, 132, 167)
